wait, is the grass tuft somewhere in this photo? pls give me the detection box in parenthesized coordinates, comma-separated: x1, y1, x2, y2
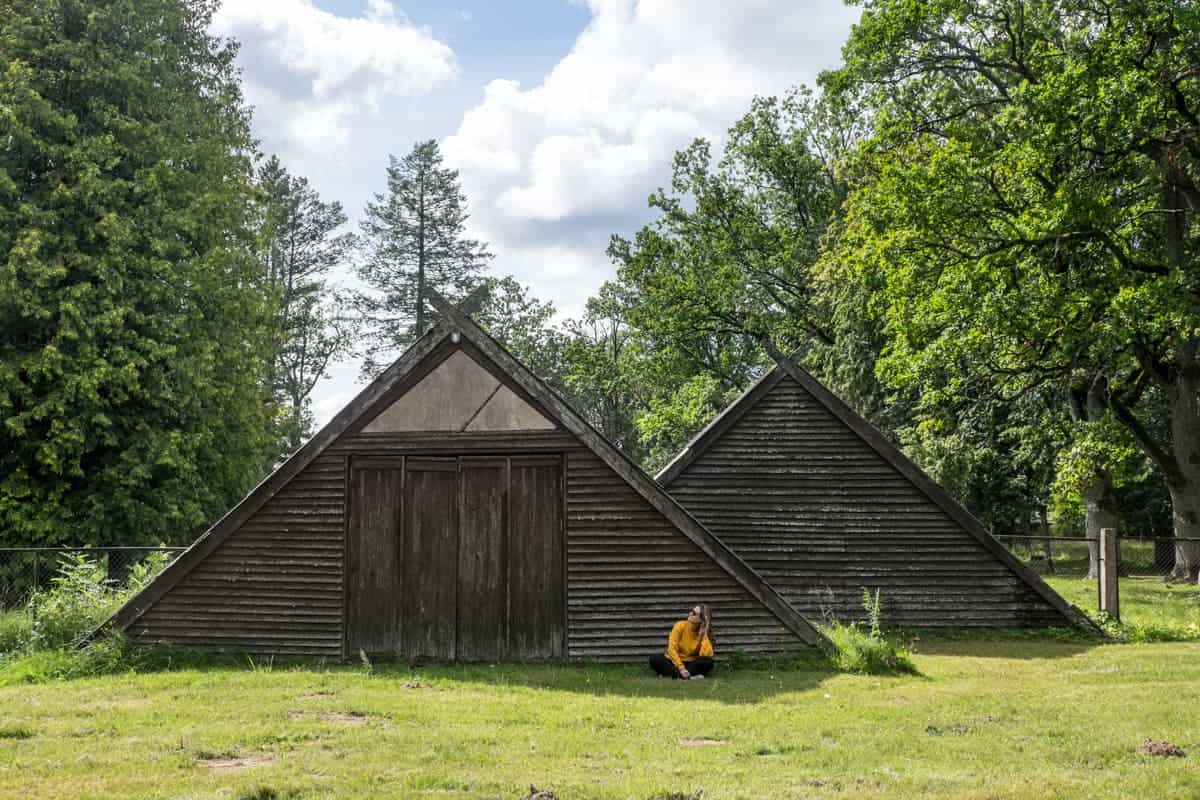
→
(822, 589, 919, 675)
(0, 724, 34, 739)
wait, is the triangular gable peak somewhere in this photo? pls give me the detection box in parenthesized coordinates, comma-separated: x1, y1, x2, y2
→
(101, 306, 832, 657)
(362, 349, 556, 433)
(658, 353, 1093, 630)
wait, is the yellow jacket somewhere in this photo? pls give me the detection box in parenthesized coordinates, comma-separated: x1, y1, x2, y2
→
(666, 620, 714, 671)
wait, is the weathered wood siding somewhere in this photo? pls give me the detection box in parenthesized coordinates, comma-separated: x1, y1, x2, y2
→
(124, 324, 819, 659)
(665, 376, 1066, 627)
(128, 453, 346, 656)
(565, 449, 804, 660)
(128, 432, 577, 657)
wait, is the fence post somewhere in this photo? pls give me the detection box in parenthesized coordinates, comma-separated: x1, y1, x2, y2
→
(1099, 528, 1119, 620)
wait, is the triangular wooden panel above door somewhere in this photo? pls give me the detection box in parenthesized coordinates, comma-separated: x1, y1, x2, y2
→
(362, 350, 555, 433)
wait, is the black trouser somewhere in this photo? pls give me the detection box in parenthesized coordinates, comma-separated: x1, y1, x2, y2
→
(649, 654, 715, 678)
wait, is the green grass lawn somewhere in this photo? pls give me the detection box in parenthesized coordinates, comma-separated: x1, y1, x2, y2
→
(1, 640, 1198, 799)
(1044, 575, 1200, 637)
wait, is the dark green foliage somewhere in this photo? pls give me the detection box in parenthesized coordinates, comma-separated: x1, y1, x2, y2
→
(0, 0, 276, 546)
(826, 0, 1200, 569)
(560, 282, 653, 459)
(352, 140, 492, 378)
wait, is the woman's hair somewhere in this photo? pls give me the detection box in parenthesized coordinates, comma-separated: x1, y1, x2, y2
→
(695, 604, 712, 640)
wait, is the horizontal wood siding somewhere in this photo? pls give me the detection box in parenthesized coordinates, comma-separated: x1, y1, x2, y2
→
(126, 432, 579, 657)
(128, 454, 347, 655)
(667, 378, 1065, 627)
(566, 449, 806, 661)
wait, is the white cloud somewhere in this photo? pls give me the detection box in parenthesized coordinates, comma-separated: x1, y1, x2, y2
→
(213, 0, 457, 157)
(442, 0, 859, 320)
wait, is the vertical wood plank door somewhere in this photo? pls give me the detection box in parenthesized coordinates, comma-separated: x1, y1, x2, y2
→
(402, 458, 459, 660)
(507, 456, 565, 659)
(346, 466, 403, 654)
(457, 458, 507, 660)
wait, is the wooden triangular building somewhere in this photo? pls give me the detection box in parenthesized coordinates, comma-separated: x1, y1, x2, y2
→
(657, 351, 1088, 628)
(104, 297, 830, 660)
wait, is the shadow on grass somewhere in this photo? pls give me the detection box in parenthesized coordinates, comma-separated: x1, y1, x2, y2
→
(361, 655, 840, 705)
(0, 640, 845, 704)
(2, 629, 1116, 699)
(906, 630, 1099, 660)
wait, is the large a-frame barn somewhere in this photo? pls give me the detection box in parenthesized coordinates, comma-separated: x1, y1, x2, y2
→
(657, 352, 1087, 629)
(104, 298, 829, 660)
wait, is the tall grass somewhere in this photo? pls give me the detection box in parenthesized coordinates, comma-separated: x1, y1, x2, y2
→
(0, 550, 170, 668)
(822, 589, 918, 675)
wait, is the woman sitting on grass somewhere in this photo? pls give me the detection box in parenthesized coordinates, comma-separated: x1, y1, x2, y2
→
(649, 605, 714, 679)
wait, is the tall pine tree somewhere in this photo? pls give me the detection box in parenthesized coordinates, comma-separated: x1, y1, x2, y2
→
(0, 0, 275, 546)
(256, 156, 353, 457)
(352, 140, 492, 378)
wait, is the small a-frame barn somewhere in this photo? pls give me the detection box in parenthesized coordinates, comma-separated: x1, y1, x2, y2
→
(657, 353, 1087, 628)
(104, 298, 829, 660)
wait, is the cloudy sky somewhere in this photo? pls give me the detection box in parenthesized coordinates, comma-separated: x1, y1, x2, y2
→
(211, 0, 861, 425)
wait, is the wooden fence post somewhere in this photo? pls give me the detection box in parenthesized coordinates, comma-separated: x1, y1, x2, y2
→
(1099, 528, 1119, 620)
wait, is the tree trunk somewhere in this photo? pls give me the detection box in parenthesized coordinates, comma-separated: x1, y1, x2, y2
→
(1081, 470, 1119, 579)
(1167, 349, 1200, 580)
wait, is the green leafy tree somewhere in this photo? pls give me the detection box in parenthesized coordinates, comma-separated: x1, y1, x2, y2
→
(827, 0, 1200, 578)
(256, 155, 353, 456)
(353, 140, 492, 378)
(604, 89, 893, 462)
(560, 283, 653, 458)
(0, 0, 275, 546)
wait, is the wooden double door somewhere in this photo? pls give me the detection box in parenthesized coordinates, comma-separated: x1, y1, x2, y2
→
(346, 454, 564, 660)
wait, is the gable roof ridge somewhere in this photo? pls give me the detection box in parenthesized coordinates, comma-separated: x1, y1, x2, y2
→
(426, 293, 833, 652)
(97, 319, 458, 636)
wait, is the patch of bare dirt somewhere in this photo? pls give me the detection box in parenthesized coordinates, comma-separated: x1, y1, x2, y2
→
(1137, 739, 1186, 758)
(299, 691, 334, 700)
(196, 752, 276, 770)
(289, 710, 368, 725)
(926, 716, 997, 737)
(678, 738, 726, 747)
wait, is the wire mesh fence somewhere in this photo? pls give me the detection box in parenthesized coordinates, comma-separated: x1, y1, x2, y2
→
(999, 534, 1200, 581)
(1117, 536, 1200, 579)
(0, 547, 185, 610)
(997, 535, 1094, 578)
(1000, 534, 1200, 632)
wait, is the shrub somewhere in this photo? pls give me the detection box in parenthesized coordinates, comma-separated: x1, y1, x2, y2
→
(822, 589, 918, 675)
(17, 550, 171, 653)
(0, 610, 32, 657)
